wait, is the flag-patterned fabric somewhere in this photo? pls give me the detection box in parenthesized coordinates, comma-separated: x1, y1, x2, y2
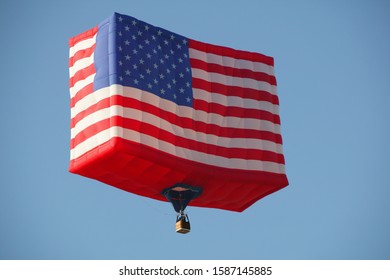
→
(68, 13, 288, 211)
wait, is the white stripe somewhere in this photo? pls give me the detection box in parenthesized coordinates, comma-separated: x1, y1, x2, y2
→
(71, 85, 280, 120)
(191, 68, 277, 95)
(71, 105, 283, 155)
(71, 105, 281, 146)
(69, 74, 95, 99)
(69, 34, 96, 58)
(194, 88, 279, 115)
(70, 126, 286, 174)
(189, 48, 275, 76)
(69, 55, 94, 78)
(71, 107, 110, 138)
(70, 86, 109, 117)
(71, 86, 281, 135)
(70, 127, 114, 161)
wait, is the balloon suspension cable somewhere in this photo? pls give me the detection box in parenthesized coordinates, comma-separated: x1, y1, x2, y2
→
(178, 210, 186, 220)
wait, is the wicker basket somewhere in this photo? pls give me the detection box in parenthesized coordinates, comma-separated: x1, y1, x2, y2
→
(176, 216, 191, 234)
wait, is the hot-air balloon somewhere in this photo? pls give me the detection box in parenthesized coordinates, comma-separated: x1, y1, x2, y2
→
(68, 13, 288, 234)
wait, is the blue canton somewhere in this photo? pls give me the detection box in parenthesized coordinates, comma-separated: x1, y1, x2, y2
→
(114, 14, 193, 107)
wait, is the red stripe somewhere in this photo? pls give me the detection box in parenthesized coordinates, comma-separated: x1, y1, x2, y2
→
(71, 95, 280, 129)
(126, 116, 285, 163)
(71, 98, 110, 128)
(192, 78, 279, 105)
(69, 64, 95, 88)
(190, 58, 277, 86)
(71, 95, 282, 144)
(71, 118, 109, 148)
(69, 26, 98, 47)
(189, 39, 274, 66)
(70, 83, 94, 108)
(71, 116, 285, 164)
(194, 99, 280, 124)
(69, 44, 95, 67)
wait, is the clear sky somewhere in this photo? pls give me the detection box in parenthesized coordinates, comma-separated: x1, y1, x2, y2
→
(1, 0, 389, 260)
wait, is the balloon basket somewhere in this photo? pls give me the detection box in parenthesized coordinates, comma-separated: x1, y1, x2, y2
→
(175, 214, 191, 234)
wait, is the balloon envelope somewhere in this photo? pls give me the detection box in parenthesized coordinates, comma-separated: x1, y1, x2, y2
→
(68, 13, 288, 212)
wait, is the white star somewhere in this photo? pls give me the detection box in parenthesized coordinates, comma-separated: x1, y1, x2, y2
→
(146, 53, 152, 59)
(153, 63, 158, 69)
(146, 69, 151, 74)
(179, 88, 184, 93)
(138, 44, 143, 49)
(125, 40, 130, 45)
(125, 54, 130, 60)
(118, 60, 123, 66)
(134, 79, 139, 84)
(167, 83, 172, 89)
(119, 76, 123, 81)
(132, 20, 137, 25)
(153, 79, 158, 84)
(186, 67, 190, 72)
(186, 82, 191, 87)
(133, 64, 138, 69)
(118, 16, 123, 22)
(172, 79, 177, 84)
(173, 94, 177, 99)
(145, 25, 150, 31)
(118, 46, 123, 52)
(164, 40, 169, 45)
(118, 31, 122, 36)
(144, 39, 150, 45)
(139, 59, 144, 64)
(160, 89, 165, 94)
(132, 35, 136, 40)
(160, 58, 164, 64)
(182, 39, 188, 45)
(147, 83, 152, 88)
(125, 25, 130, 31)
(164, 54, 169, 59)
(137, 30, 143, 36)
(186, 97, 191, 103)
(179, 73, 184, 78)
(178, 58, 183, 63)
(125, 69, 131, 75)
(132, 49, 138, 54)
(140, 74, 144, 79)
(157, 30, 163, 36)
(170, 34, 175, 40)
(171, 64, 177, 69)
(159, 73, 165, 79)
(152, 35, 156, 40)
(176, 44, 182, 49)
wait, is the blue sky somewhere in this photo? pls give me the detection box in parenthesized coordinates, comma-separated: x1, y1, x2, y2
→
(0, 0, 389, 259)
